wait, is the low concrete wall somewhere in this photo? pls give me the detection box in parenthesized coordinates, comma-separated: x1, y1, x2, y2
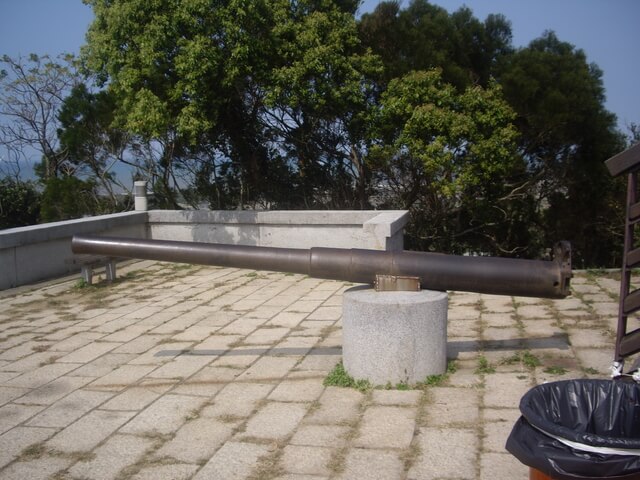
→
(148, 210, 408, 250)
(0, 209, 408, 290)
(0, 212, 148, 290)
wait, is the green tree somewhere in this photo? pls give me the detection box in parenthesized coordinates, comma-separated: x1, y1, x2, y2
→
(498, 31, 626, 266)
(0, 178, 41, 229)
(82, 0, 379, 209)
(0, 54, 79, 180)
(56, 84, 132, 211)
(360, 3, 626, 266)
(39, 176, 101, 222)
(358, 0, 513, 89)
(263, 1, 381, 208)
(368, 69, 528, 255)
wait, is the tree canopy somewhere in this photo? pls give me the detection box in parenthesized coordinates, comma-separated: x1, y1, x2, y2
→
(369, 69, 528, 254)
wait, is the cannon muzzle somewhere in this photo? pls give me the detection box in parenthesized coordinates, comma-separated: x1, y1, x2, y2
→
(71, 235, 571, 298)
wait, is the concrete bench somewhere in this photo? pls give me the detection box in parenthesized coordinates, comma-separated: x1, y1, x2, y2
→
(65, 255, 118, 285)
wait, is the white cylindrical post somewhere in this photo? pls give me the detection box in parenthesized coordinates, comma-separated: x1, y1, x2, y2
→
(134, 181, 148, 211)
(342, 286, 448, 385)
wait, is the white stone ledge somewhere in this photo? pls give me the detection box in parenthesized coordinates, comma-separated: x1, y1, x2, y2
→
(148, 210, 408, 250)
(0, 212, 148, 249)
(0, 212, 148, 290)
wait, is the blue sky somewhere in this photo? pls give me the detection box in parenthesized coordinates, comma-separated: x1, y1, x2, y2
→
(0, 0, 638, 132)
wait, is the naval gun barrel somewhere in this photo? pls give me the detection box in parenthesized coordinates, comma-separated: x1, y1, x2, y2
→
(71, 235, 571, 299)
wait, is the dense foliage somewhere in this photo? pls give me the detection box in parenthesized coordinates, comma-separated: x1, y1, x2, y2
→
(0, 178, 41, 229)
(0, 0, 631, 267)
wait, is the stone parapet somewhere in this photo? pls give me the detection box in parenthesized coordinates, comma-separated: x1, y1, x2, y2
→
(0, 212, 148, 290)
(148, 210, 408, 250)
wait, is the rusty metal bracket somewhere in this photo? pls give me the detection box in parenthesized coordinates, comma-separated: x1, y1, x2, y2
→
(374, 275, 421, 292)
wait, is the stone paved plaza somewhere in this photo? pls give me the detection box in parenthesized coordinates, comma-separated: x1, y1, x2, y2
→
(0, 260, 630, 479)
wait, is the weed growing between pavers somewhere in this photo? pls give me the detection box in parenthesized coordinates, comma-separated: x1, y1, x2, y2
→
(38, 355, 61, 367)
(501, 351, 541, 369)
(185, 409, 200, 421)
(475, 355, 496, 374)
(74, 279, 89, 289)
(325, 413, 363, 476)
(325, 360, 459, 391)
(39, 448, 96, 463)
(401, 437, 423, 472)
(246, 442, 286, 480)
(60, 313, 78, 322)
(17, 442, 48, 461)
(169, 263, 197, 271)
(218, 413, 245, 424)
(585, 268, 626, 282)
(31, 343, 51, 353)
(115, 455, 182, 480)
(416, 360, 458, 389)
(319, 325, 340, 337)
(324, 362, 372, 392)
(389, 382, 411, 390)
(72, 270, 144, 293)
(244, 272, 269, 280)
(544, 365, 568, 375)
(327, 449, 347, 475)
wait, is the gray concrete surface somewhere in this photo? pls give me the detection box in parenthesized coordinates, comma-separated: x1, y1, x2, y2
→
(342, 287, 448, 384)
(0, 262, 631, 479)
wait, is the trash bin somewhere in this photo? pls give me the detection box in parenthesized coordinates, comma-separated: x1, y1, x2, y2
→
(506, 379, 640, 480)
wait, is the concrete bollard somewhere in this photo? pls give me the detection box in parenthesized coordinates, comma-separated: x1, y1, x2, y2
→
(134, 181, 148, 211)
(342, 286, 448, 385)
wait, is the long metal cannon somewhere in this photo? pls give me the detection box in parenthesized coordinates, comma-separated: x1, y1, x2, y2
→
(71, 234, 571, 298)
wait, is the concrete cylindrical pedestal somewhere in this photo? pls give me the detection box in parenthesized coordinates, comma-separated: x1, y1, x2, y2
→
(342, 286, 448, 385)
(134, 181, 148, 211)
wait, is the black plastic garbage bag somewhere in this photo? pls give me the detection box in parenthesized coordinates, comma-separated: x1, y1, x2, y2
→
(506, 379, 640, 479)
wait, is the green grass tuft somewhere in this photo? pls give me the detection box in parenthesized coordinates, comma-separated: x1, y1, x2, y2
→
(416, 360, 458, 389)
(422, 373, 447, 387)
(324, 362, 371, 392)
(73, 279, 89, 290)
(544, 366, 568, 375)
(502, 351, 541, 369)
(475, 355, 496, 375)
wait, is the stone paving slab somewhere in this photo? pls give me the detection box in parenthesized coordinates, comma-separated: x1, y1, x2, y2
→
(0, 456, 72, 480)
(282, 445, 334, 476)
(425, 386, 480, 427)
(290, 424, 351, 448)
(408, 428, 477, 479)
(192, 441, 271, 480)
(0, 426, 55, 469)
(68, 434, 155, 480)
(240, 401, 309, 440)
(354, 406, 416, 449)
(0, 263, 632, 479)
(26, 389, 114, 428)
(337, 448, 404, 480)
(154, 417, 237, 464)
